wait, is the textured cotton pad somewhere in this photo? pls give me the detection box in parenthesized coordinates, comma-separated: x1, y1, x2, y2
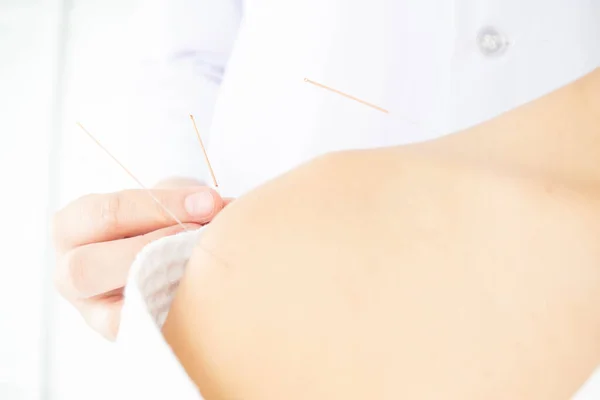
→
(116, 227, 205, 400)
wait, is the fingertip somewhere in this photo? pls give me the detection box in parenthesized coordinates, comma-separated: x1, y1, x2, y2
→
(182, 184, 230, 221)
(88, 301, 122, 342)
(184, 191, 216, 220)
(210, 189, 228, 213)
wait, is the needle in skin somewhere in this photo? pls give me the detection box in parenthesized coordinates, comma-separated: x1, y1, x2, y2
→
(190, 115, 219, 189)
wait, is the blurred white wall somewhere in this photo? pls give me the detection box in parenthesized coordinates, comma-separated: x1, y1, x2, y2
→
(48, 2, 145, 400)
(0, 1, 144, 399)
(0, 0, 63, 398)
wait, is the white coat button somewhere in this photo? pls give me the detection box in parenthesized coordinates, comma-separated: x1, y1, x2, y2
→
(476, 26, 508, 57)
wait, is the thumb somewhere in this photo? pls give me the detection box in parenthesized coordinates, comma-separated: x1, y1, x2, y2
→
(153, 177, 227, 221)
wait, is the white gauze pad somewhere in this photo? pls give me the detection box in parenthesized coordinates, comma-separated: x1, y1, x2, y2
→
(115, 227, 206, 400)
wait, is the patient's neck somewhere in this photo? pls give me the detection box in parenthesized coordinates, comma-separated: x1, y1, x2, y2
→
(434, 67, 600, 186)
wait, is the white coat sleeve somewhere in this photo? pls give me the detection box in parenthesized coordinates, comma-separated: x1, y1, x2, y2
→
(120, 0, 243, 185)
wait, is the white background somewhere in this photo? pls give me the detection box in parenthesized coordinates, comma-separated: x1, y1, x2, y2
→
(0, 1, 144, 399)
(1, 1, 600, 399)
(0, 0, 63, 398)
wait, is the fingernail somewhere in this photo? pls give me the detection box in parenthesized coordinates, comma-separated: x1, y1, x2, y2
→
(185, 191, 215, 217)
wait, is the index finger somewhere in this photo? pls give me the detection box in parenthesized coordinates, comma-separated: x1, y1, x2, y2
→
(52, 186, 224, 252)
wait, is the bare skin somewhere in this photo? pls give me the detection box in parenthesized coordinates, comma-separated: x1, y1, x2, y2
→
(163, 68, 600, 399)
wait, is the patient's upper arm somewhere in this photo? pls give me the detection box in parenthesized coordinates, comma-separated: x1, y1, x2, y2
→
(162, 152, 374, 399)
(162, 144, 600, 400)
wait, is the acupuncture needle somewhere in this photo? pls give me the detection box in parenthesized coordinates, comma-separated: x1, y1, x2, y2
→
(304, 77, 445, 136)
(304, 77, 389, 114)
(190, 114, 219, 190)
(76, 122, 189, 232)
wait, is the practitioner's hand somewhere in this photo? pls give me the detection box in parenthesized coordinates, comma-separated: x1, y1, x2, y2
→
(52, 178, 229, 340)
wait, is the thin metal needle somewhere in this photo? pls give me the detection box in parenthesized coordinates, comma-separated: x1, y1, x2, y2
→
(190, 115, 219, 189)
(304, 77, 389, 114)
(76, 122, 189, 231)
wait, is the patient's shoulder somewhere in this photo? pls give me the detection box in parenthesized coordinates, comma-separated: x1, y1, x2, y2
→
(196, 150, 379, 263)
(197, 145, 600, 269)
(164, 151, 375, 397)
(164, 146, 600, 399)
